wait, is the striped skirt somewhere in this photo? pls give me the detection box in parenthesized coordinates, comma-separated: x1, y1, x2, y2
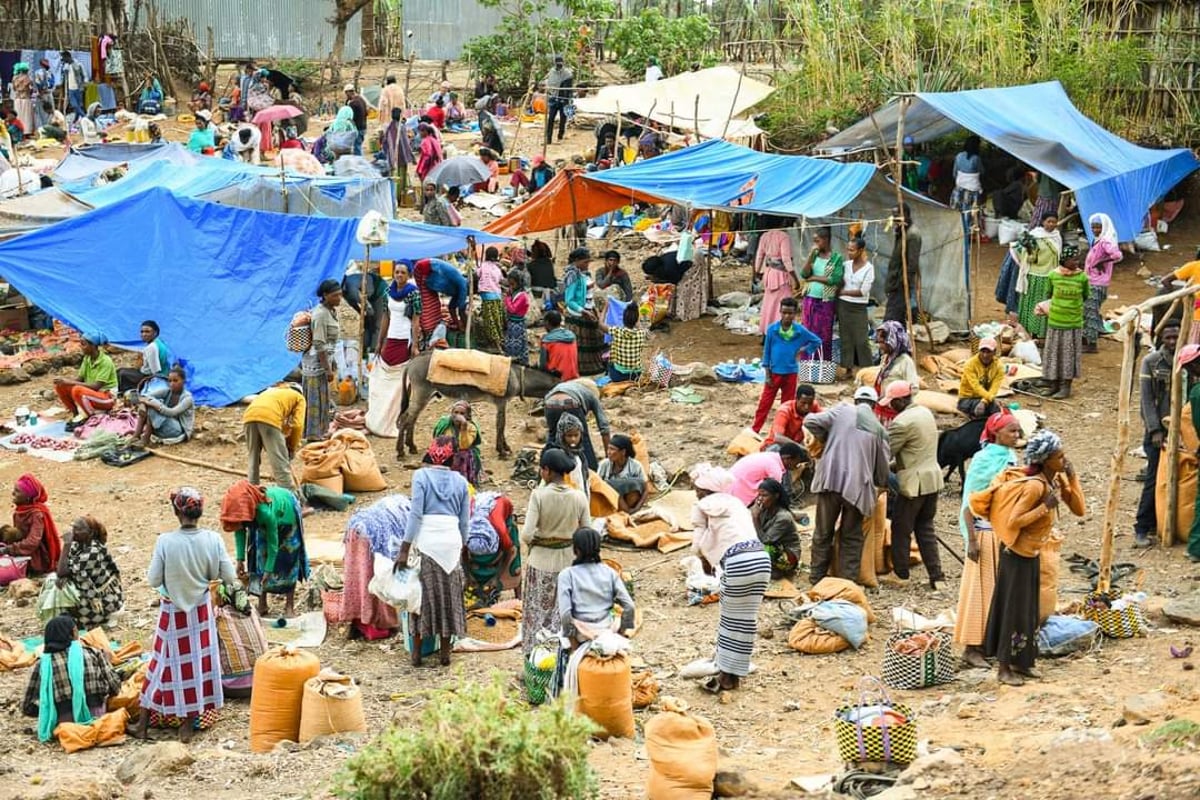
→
(141, 594, 224, 722)
(953, 523, 999, 648)
(566, 313, 606, 376)
(416, 558, 467, 639)
(1082, 284, 1107, 346)
(1016, 273, 1050, 339)
(714, 543, 772, 677)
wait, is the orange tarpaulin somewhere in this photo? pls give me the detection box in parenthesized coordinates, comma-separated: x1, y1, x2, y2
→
(484, 170, 667, 237)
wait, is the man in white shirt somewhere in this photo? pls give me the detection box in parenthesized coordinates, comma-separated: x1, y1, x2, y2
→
(644, 57, 664, 82)
(232, 124, 262, 163)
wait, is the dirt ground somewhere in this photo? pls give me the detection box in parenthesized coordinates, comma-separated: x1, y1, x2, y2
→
(4, 108, 1200, 800)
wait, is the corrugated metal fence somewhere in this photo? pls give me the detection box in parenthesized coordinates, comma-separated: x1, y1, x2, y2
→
(402, 0, 535, 61)
(148, 0, 360, 60)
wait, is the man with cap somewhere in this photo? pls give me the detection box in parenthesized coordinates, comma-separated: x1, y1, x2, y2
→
(544, 55, 574, 145)
(345, 84, 368, 155)
(242, 384, 305, 493)
(1179, 344, 1200, 562)
(301, 279, 342, 442)
(880, 381, 945, 589)
(957, 337, 1005, 418)
(1134, 320, 1180, 548)
(803, 386, 891, 585)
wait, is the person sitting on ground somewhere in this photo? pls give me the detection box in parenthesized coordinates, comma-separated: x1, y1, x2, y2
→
(728, 443, 808, 506)
(190, 81, 212, 113)
(22, 615, 121, 743)
(117, 319, 171, 395)
(426, 97, 446, 130)
(540, 309, 579, 381)
(242, 384, 304, 493)
(594, 133, 617, 169)
(38, 100, 66, 142)
(761, 385, 821, 451)
(148, 122, 163, 144)
(134, 366, 195, 447)
(55, 515, 123, 628)
(3, 474, 62, 576)
(599, 302, 647, 383)
(79, 102, 103, 145)
(958, 337, 1004, 418)
(445, 93, 466, 126)
(598, 434, 647, 513)
(557, 527, 635, 648)
(220, 480, 308, 618)
(55, 332, 117, 432)
(751, 478, 801, 578)
(595, 250, 634, 302)
(529, 154, 555, 194)
(2, 109, 24, 145)
(187, 112, 215, 154)
(476, 147, 500, 193)
(432, 400, 484, 487)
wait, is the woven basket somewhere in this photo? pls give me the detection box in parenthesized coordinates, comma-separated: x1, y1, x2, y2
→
(881, 631, 956, 690)
(524, 661, 555, 706)
(1081, 590, 1147, 639)
(321, 589, 344, 625)
(833, 678, 917, 766)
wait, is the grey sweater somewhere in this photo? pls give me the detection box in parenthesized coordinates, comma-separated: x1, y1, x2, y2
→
(147, 527, 238, 612)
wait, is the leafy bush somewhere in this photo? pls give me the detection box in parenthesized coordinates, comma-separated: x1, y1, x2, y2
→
(608, 10, 719, 80)
(331, 677, 599, 800)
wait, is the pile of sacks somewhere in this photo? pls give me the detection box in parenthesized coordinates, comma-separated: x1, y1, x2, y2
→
(786, 577, 875, 655)
(293, 429, 387, 495)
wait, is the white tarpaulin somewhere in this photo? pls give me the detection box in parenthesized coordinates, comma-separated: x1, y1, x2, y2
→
(575, 66, 773, 136)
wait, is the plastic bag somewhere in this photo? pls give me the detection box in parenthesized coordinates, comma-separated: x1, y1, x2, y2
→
(1037, 615, 1100, 657)
(809, 599, 869, 649)
(367, 553, 421, 610)
(37, 574, 80, 623)
(1011, 338, 1041, 366)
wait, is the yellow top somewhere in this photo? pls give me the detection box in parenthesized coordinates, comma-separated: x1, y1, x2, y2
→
(958, 354, 1005, 404)
(242, 386, 306, 453)
(1173, 261, 1200, 321)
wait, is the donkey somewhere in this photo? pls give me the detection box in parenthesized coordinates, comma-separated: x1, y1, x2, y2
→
(395, 352, 562, 458)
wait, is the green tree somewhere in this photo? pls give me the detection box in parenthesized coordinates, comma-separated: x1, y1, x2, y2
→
(607, 9, 719, 79)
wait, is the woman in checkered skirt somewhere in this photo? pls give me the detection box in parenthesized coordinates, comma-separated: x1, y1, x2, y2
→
(132, 487, 238, 742)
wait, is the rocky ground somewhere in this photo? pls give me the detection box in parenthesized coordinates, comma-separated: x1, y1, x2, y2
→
(3, 100, 1200, 800)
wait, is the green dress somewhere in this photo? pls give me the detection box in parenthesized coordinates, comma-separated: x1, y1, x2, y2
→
(235, 486, 309, 595)
(1016, 238, 1059, 339)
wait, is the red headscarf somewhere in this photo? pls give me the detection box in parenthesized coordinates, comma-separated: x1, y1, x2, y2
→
(983, 410, 1018, 444)
(425, 435, 456, 466)
(11, 474, 62, 573)
(219, 480, 267, 532)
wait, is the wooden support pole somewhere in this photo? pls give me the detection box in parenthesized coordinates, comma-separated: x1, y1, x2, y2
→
(1165, 307, 1193, 546)
(893, 97, 915, 342)
(358, 246, 370, 387)
(465, 235, 478, 350)
(1097, 317, 1138, 593)
(147, 448, 251, 479)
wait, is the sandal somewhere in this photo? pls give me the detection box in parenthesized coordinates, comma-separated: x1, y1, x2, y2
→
(699, 676, 723, 694)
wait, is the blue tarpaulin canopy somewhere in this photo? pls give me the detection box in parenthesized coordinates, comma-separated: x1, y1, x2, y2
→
(0, 188, 509, 406)
(585, 139, 878, 218)
(817, 81, 1199, 241)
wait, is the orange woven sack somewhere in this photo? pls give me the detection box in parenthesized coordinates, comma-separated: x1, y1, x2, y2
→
(55, 708, 129, 753)
(294, 439, 346, 493)
(787, 618, 850, 655)
(1039, 533, 1063, 624)
(249, 645, 321, 752)
(645, 701, 717, 800)
(577, 652, 635, 739)
(332, 430, 387, 492)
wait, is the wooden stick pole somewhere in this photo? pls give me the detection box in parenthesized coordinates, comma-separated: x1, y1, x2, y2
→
(465, 235, 477, 350)
(894, 97, 915, 341)
(358, 246, 370, 387)
(147, 448, 251, 479)
(1097, 316, 1138, 593)
(1165, 308, 1193, 546)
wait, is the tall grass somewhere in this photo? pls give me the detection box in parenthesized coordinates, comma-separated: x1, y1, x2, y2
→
(763, 0, 1168, 149)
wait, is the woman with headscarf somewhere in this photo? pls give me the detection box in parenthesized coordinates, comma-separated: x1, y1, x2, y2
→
(137, 71, 164, 114)
(22, 615, 120, 743)
(479, 97, 505, 156)
(521, 448, 591, 662)
(969, 430, 1083, 686)
(375, 262, 418, 366)
(326, 105, 357, 157)
(220, 480, 308, 618)
(54, 332, 117, 432)
(79, 102, 103, 145)
(1038, 244, 1089, 399)
(954, 410, 1021, 668)
(950, 135, 984, 212)
(503, 269, 532, 364)
(415, 123, 443, 183)
(302, 278, 341, 442)
(134, 366, 195, 447)
(872, 320, 919, 427)
(552, 414, 590, 502)
(11, 63, 34, 134)
(4, 474, 62, 576)
(1082, 212, 1123, 353)
(557, 527, 635, 647)
(432, 400, 484, 486)
(134, 488, 238, 741)
(690, 463, 772, 694)
(1012, 214, 1062, 339)
(394, 437, 471, 667)
(799, 226, 844, 358)
(598, 434, 647, 513)
(190, 80, 212, 112)
(54, 515, 123, 628)
(751, 478, 800, 578)
(187, 112, 215, 154)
